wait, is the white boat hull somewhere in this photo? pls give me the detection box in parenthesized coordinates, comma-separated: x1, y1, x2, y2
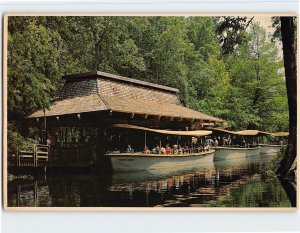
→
(213, 147, 261, 161)
(106, 150, 215, 172)
(259, 145, 282, 154)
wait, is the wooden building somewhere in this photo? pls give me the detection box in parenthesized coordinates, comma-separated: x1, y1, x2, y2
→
(29, 71, 223, 127)
(26, 71, 224, 167)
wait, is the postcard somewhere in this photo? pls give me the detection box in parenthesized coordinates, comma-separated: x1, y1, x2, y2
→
(3, 15, 297, 210)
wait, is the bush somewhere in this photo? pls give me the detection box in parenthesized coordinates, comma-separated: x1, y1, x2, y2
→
(7, 123, 35, 156)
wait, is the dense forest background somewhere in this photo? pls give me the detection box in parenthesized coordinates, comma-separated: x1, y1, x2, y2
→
(7, 16, 289, 153)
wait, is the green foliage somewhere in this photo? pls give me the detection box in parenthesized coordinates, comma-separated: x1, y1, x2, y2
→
(8, 20, 62, 115)
(227, 23, 288, 131)
(216, 16, 254, 55)
(260, 150, 285, 180)
(210, 178, 291, 207)
(7, 123, 35, 155)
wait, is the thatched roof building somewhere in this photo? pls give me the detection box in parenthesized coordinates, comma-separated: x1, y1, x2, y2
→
(28, 71, 223, 128)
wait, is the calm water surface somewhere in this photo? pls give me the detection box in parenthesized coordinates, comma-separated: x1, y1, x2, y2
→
(8, 154, 294, 207)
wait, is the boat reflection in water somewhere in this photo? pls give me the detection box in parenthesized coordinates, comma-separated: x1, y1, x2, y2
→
(111, 160, 215, 184)
(8, 154, 293, 207)
(108, 155, 292, 207)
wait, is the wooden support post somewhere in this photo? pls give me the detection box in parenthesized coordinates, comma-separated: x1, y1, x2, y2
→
(16, 147, 19, 167)
(130, 113, 135, 119)
(34, 145, 37, 167)
(144, 114, 148, 119)
(33, 180, 38, 207)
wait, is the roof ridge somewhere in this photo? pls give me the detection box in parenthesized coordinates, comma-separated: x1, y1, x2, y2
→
(97, 93, 111, 110)
(62, 71, 180, 93)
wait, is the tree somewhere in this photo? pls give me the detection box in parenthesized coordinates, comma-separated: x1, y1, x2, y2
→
(277, 17, 297, 178)
(216, 16, 254, 55)
(228, 24, 287, 131)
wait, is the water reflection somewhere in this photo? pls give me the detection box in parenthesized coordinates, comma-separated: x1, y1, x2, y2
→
(8, 154, 294, 207)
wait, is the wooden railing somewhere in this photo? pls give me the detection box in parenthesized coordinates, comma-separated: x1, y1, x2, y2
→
(17, 144, 49, 167)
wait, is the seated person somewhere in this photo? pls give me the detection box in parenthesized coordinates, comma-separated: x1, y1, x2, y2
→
(165, 144, 172, 154)
(144, 146, 150, 154)
(173, 145, 178, 154)
(152, 145, 160, 154)
(198, 145, 204, 152)
(204, 143, 209, 151)
(126, 144, 134, 153)
(214, 138, 219, 147)
(184, 145, 190, 153)
(241, 139, 247, 148)
(160, 146, 166, 154)
(223, 137, 228, 146)
(178, 145, 183, 154)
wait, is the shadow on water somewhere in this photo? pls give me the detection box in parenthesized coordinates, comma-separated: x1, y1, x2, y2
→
(280, 178, 297, 207)
(7, 154, 296, 207)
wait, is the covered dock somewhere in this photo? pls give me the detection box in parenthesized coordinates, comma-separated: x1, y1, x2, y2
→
(18, 71, 224, 168)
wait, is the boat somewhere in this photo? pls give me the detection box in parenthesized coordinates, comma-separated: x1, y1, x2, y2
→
(105, 124, 215, 172)
(205, 128, 264, 161)
(213, 146, 261, 160)
(259, 144, 282, 154)
(259, 131, 288, 154)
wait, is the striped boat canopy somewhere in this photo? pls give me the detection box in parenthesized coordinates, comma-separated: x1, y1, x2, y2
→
(111, 124, 212, 136)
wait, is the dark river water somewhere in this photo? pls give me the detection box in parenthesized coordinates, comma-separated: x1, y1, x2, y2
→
(7, 154, 295, 207)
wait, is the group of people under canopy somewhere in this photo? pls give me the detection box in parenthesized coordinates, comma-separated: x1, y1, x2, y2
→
(123, 134, 263, 154)
(212, 134, 285, 148)
(126, 141, 212, 155)
(108, 124, 288, 154)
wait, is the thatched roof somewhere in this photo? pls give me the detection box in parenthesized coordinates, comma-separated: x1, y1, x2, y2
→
(28, 93, 224, 123)
(112, 124, 212, 136)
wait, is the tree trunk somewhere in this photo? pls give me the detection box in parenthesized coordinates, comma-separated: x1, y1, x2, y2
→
(277, 17, 297, 178)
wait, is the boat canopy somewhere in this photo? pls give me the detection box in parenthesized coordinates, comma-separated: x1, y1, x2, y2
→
(271, 132, 289, 137)
(206, 128, 270, 136)
(258, 131, 271, 136)
(235, 130, 271, 136)
(205, 127, 236, 134)
(111, 124, 212, 136)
